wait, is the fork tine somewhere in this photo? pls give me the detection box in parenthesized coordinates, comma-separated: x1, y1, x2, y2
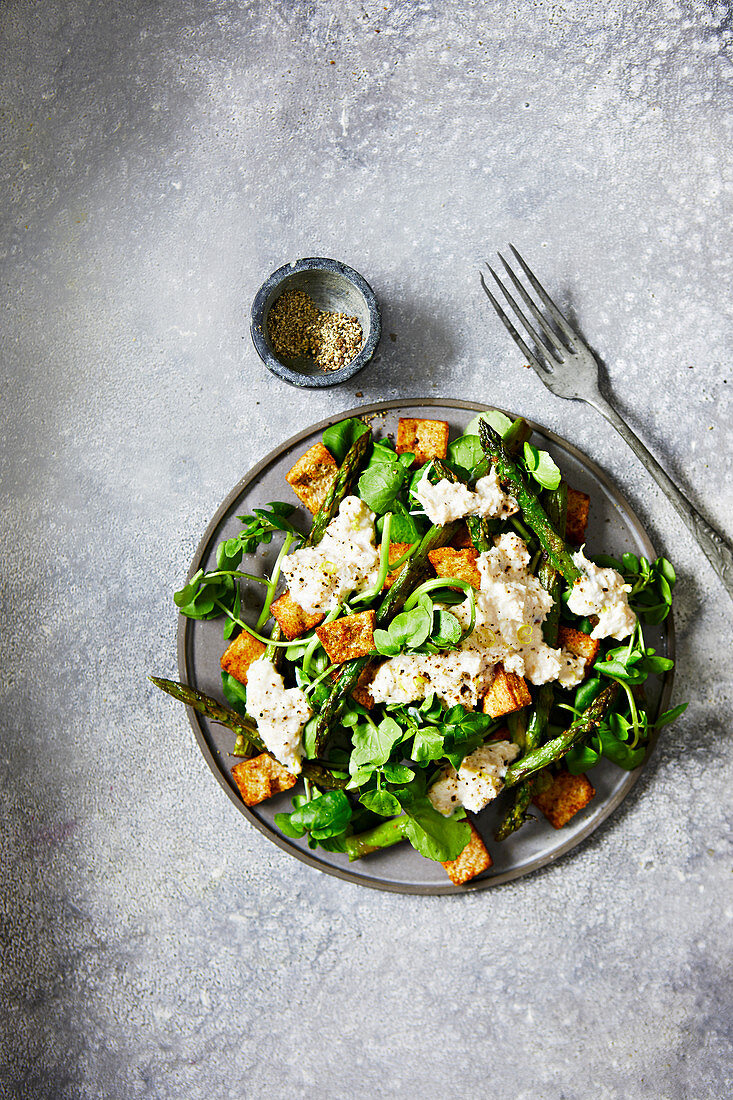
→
(497, 251, 570, 355)
(485, 263, 563, 365)
(479, 271, 550, 377)
(508, 244, 587, 349)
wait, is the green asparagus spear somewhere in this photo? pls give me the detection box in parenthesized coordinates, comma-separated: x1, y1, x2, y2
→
(478, 421, 581, 585)
(312, 518, 461, 756)
(495, 484, 568, 840)
(503, 685, 617, 787)
(264, 424, 372, 661)
(344, 816, 408, 860)
(150, 677, 347, 789)
(307, 426, 372, 548)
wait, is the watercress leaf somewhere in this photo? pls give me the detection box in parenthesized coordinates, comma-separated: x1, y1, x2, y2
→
(346, 764, 376, 789)
(657, 557, 676, 586)
(274, 812, 307, 838)
(360, 789, 402, 816)
(389, 606, 432, 649)
(373, 629, 400, 657)
(657, 576, 673, 604)
(316, 834, 348, 852)
(382, 762, 414, 783)
(358, 457, 409, 514)
(596, 659, 647, 684)
(444, 734, 485, 769)
(411, 726, 446, 765)
(656, 702, 688, 728)
(173, 570, 205, 608)
(378, 510, 423, 542)
(642, 654, 674, 674)
(574, 676, 603, 712)
(394, 781, 471, 862)
(322, 417, 370, 463)
(599, 733, 646, 770)
(351, 716, 404, 768)
(448, 434, 484, 474)
(289, 790, 352, 839)
(431, 609, 462, 648)
(523, 443, 561, 490)
(222, 587, 241, 640)
(622, 552, 640, 574)
(269, 501, 297, 517)
(221, 670, 248, 716)
(640, 603, 671, 625)
(466, 410, 512, 438)
(565, 744, 600, 774)
(302, 716, 320, 759)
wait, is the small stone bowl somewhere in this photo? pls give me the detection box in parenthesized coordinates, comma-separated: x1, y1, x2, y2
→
(250, 257, 381, 388)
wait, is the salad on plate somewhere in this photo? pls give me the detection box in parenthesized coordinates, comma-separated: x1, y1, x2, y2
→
(153, 410, 685, 885)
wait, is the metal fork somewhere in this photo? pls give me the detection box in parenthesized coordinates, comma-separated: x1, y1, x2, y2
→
(480, 245, 733, 600)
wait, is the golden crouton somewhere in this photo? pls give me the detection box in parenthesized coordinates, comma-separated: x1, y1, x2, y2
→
(383, 541, 413, 589)
(482, 664, 532, 718)
(450, 524, 473, 549)
(566, 487, 590, 545)
(231, 754, 298, 807)
(441, 821, 493, 885)
(396, 417, 450, 466)
(317, 610, 376, 664)
(557, 624, 600, 676)
(533, 770, 596, 829)
(270, 591, 325, 640)
(285, 442, 338, 514)
(428, 547, 482, 590)
(220, 630, 265, 685)
(330, 661, 377, 709)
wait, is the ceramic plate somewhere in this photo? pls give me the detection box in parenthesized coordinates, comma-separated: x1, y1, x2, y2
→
(177, 400, 674, 893)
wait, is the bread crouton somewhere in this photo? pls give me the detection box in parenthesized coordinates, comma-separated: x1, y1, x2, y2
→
(566, 487, 590, 545)
(270, 591, 325, 640)
(441, 821, 493, 885)
(383, 541, 413, 589)
(557, 624, 600, 675)
(286, 442, 338, 515)
(481, 664, 532, 718)
(428, 547, 482, 590)
(317, 610, 376, 664)
(396, 417, 450, 466)
(450, 524, 473, 549)
(533, 770, 596, 829)
(220, 630, 265, 685)
(231, 754, 297, 807)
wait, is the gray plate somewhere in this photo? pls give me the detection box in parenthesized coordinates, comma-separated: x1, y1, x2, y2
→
(177, 399, 674, 893)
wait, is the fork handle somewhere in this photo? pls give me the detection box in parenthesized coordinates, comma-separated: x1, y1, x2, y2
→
(589, 395, 733, 600)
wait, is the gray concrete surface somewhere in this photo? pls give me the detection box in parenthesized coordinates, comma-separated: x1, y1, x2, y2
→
(1, 1, 732, 1097)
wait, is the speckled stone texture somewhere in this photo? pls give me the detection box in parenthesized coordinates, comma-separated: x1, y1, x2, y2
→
(1, 1, 731, 1097)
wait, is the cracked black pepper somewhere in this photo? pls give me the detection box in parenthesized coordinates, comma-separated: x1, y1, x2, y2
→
(268, 289, 363, 372)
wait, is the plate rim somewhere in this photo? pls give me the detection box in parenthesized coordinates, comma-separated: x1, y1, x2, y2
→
(177, 398, 675, 894)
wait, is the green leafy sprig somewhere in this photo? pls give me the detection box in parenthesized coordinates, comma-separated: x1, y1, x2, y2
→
(594, 552, 676, 625)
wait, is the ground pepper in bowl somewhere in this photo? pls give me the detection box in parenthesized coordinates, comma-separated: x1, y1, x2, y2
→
(267, 289, 364, 372)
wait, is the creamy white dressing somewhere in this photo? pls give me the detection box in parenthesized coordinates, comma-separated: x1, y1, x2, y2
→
(245, 657, 312, 774)
(567, 547, 636, 640)
(428, 741, 521, 816)
(415, 467, 518, 526)
(281, 496, 380, 615)
(369, 533, 586, 708)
